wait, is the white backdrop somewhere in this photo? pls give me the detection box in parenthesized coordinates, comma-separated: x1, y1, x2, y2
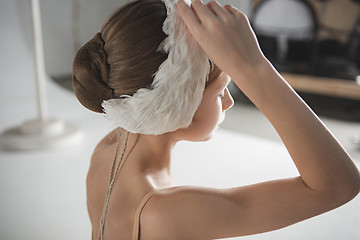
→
(8, 0, 251, 78)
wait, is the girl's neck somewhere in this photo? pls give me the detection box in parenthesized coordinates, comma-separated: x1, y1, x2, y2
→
(129, 131, 178, 175)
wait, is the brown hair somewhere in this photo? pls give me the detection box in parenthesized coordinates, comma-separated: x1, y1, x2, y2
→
(72, 0, 223, 113)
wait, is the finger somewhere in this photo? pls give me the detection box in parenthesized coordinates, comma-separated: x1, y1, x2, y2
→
(224, 4, 243, 17)
(177, 0, 201, 28)
(206, 1, 230, 20)
(190, 0, 217, 23)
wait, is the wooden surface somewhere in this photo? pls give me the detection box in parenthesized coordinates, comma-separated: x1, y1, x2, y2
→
(280, 72, 360, 100)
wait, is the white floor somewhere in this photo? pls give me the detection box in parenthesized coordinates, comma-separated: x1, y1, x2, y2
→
(1, 1, 360, 239)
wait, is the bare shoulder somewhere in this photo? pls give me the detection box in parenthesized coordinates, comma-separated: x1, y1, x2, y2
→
(86, 127, 126, 232)
(140, 177, 347, 240)
(140, 185, 241, 240)
(93, 127, 121, 153)
(87, 127, 135, 194)
(86, 128, 118, 176)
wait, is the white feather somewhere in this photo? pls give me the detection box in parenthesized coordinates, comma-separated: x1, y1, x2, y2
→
(102, 0, 210, 135)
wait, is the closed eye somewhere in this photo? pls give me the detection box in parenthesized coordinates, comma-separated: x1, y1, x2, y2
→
(219, 87, 228, 99)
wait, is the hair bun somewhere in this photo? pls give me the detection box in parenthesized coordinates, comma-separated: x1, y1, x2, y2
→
(72, 32, 114, 113)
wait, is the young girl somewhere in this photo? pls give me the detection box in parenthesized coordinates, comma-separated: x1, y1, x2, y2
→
(72, 0, 360, 239)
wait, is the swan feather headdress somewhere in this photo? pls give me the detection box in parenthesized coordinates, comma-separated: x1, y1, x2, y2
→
(101, 0, 210, 135)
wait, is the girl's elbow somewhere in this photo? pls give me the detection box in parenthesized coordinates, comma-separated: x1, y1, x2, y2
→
(336, 173, 360, 205)
(348, 174, 360, 200)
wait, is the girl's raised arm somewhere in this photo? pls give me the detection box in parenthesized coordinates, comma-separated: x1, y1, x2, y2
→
(176, 0, 360, 232)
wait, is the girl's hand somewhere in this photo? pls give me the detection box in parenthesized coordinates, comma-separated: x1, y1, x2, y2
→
(176, 0, 267, 80)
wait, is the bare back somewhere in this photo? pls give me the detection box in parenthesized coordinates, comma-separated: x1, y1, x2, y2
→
(85, 128, 243, 240)
(86, 128, 176, 239)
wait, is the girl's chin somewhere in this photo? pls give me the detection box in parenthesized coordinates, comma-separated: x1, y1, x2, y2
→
(190, 131, 215, 142)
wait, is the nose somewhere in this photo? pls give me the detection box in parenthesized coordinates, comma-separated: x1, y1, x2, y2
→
(222, 87, 234, 111)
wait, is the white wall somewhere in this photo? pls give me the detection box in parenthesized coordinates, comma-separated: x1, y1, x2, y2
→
(41, 0, 132, 77)
(9, 0, 250, 78)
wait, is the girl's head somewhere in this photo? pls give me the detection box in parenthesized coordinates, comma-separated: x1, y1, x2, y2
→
(72, 0, 232, 137)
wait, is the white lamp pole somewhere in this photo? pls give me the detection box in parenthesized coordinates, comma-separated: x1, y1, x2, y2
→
(32, 0, 48, 122)
(0, 0, 82, 151)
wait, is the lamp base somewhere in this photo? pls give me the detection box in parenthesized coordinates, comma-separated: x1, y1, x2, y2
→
(1, 119, 82, 151)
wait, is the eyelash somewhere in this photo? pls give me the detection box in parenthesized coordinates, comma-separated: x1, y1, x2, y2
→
(219, 91, 225, 99)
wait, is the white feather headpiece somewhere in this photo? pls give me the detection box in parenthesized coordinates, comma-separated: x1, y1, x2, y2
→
(102, 0, 210, 135)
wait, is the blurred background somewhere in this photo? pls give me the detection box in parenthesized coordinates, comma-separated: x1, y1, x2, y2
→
(231, 0, 360, 122)
(0, 0, 360, 239)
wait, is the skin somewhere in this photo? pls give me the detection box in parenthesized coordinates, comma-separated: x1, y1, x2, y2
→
(87, 70, 234, 239)
(87, 1, 360, 239)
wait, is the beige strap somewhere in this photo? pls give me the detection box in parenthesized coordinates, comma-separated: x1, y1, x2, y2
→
(97, 130, 130, 240)
(131, 188, 168, 240)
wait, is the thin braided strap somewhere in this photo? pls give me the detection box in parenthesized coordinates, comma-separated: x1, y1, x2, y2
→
(97, 130, 130, 240)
